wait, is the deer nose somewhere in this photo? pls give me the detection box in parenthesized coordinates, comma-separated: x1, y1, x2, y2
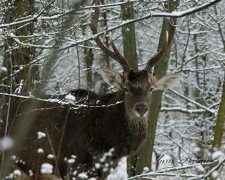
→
(135, 105, 148, 115)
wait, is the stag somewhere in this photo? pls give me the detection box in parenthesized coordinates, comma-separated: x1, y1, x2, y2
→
(0, 7, 181, 180)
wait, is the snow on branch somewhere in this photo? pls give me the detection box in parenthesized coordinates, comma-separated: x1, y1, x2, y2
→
(160, 107, 207, 114)
(10, 33, 52, 49)
(63, 0, 222, 50)
(0, 93, 123, 109)
(128, 159, 223, 180)
(168, 89, 216, 114)
(0, 0, 56, 28)
(151, 0, 222, 18)
(189, 158, 225, 180)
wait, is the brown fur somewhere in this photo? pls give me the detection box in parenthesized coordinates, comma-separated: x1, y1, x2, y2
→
(0, 69, 181, 179)
(0, 88, 148, 179)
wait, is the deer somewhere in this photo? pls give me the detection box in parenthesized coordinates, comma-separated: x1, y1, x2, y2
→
(0, 5, 181, 180)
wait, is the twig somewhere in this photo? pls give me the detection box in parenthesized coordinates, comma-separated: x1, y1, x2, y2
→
(168, 89, 215, 114)
(45, 128, 60, 176)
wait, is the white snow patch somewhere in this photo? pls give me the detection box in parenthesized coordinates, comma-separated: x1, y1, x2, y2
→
(100, 156, 106, 163)
(143, 167, 149, 173)
(103, 167, 108, 172)
(47, 154, 54, 159)
(212, 151, 224, 160)
(195, 164, 204, 173)
(193, 146, 201, 154)
(37, 148, 44, 153)
(1, 67, 7, 72)
(71, 155, 76, 159)
(212, 170, 219, 179)
(11, 155, 16, 160)
(67, 159, 75, 164)
(40, 163, 53, 174)
(15, 80, 24, 93)
(13, 170, 21, 176)
(107, 157, 127, 180)
(73, 171, 77, 176)
(78, 172, 88, 179)
(65, 94, 76, 104)
(89, 178, 97, 180)
(0, 136, 14, 151)
(29, 170, 33, 176)
(37, 131, 46, 139)
(8, 173, 14, 179)
(109, 148, 114, 152)
(95, 163, 101, 169)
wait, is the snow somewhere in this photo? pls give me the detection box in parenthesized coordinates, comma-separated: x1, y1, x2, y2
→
(47, 154, 54, 159)
(0, 0, 224, 179)
(195, 164, 204, 173)
(95, 163, 101, 169)
(65, 93, 76, 103)
(67, 159, 75, 164)
(37, 148, 44, 153)
(13, 170, 21, 176)
(212, 151, 224, 160)
(107, 157, 127, 180)
(78, 173, 88, 179)
(8, 173, 14, 179)
(29, 170, 33, 176)
(71, 155, 76, 159)
(143, 167, 150, 173)
(40, 163, 53, 174)
(11, 155, 16, 160)
(15, 80, 24, 93)
(37, 131, 46, 139)
(0, 136, 14, 151)
(1, 67, 7, 72)
(212, 170, 219, 179)
(193, 146, 201, 154)
(103, 167, 108, 172)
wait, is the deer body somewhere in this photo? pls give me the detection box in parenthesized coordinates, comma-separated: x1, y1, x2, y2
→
(0, 89, 147, 179)
(0, 68, 181, 179)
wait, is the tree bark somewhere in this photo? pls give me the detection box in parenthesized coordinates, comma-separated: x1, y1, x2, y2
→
(121, 1, 138, 71)
(213, 73, 225, 149)
(120, 0, 138, 176)
(212, 4, 225, 150)
(1, 0, 35, 93)
(128, 1, 179, 176)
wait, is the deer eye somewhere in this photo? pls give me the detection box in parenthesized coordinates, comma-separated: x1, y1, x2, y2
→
(149, 88, 154, 92)
(124, 88, 129, 92)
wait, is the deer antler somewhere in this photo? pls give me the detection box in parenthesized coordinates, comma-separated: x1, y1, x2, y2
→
(145, 19, 177, 72)
(89, 0, 130, 71)
(108, 33, 130, 71)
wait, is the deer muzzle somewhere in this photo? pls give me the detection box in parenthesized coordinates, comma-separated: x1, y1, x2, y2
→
(134, 103, 149, 117)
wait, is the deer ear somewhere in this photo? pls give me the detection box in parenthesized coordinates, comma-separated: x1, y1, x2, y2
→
(100, 66, 122, 89)
(153, 73, 182, 90)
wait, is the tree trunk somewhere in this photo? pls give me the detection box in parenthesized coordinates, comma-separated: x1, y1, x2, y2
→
(213, 73, 225, 149)
(212, 4, 225, 150)
(82, 22, 94, 89)
(120, 0, 138, 176)
(121, 1, 138, 71)
(1, 0, 36, 93)
(128, 1, 179, 176)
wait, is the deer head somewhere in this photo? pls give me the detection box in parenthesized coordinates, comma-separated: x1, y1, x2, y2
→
(90, 5, 181, 119)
